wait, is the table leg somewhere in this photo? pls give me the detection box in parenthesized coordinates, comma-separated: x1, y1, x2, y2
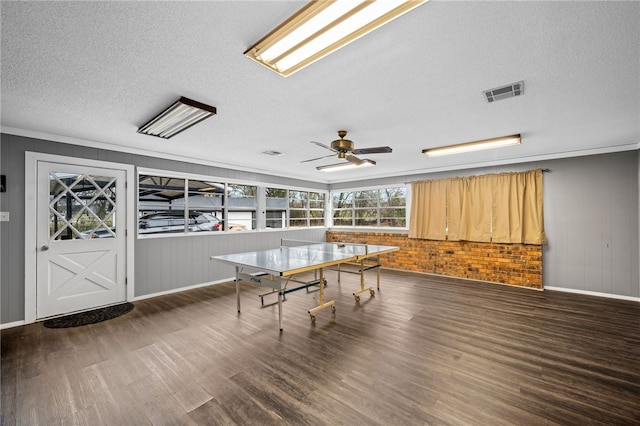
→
(353, 259, 375, 303)
(308, 268, 336, 323)
(235, 266, 241, 313)
(319, 268, 324, 304)
(278, 286, 283, 331)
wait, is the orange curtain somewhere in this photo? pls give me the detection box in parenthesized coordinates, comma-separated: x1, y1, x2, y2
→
(408, 169, 546, 244)
(459, 175, 492, 242)
(446, 178, 464, 241)
(491, 172, 523, 243)
(521, 169, 546, 244)
(409, 180, 447, 240)
(491, 169, 546, 244)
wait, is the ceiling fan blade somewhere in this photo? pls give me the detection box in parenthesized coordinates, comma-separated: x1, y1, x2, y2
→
(300, 154, 335, 163)
(311, 141, 336, 152)
(346, 155, 364, 164)
(352, 146, 392, 155)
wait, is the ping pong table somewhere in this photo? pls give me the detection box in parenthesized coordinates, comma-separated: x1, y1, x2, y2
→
(210, 240, 399, 331)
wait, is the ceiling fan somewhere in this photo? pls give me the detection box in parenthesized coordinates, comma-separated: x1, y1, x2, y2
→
(301, 130, 392, 164)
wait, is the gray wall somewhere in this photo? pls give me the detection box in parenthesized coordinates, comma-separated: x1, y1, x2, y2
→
(333, 151, 640, 298)
(1, 133, 639, 325)
(0, 133, 327, 324)
(135, 229, 326, 298)
(542, 152, 639, 296)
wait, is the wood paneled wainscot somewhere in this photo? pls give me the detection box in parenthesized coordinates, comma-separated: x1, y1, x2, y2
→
(326, 231, 542, 289)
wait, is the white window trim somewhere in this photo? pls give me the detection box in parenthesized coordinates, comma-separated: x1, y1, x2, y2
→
(137, 168, 329, 234)
(330, 184, 409, 229)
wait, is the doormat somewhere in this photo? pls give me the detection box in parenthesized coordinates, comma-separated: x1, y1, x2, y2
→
(43, 302, 134, 328)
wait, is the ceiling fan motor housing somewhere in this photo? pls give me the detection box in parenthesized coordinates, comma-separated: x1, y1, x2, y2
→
(331, 138, 354, 158)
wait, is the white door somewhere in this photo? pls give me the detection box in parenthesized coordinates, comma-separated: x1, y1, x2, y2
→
(36, 162, 127, 318)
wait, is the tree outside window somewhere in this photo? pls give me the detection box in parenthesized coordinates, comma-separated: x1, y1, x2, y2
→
(332, 187, 406, 228)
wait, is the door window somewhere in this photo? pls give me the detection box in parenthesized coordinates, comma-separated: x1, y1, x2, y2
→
(48, 172, 117, 240)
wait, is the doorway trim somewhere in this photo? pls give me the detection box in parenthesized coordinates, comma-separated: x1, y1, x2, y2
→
(25, 152, 135, 324)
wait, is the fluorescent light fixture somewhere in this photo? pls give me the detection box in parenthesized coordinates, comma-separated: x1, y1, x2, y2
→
(245, 0, 428, 77)
(316, 159, 376, 172)
(422, 134, 521, 157)
(138, 97, 217, 139)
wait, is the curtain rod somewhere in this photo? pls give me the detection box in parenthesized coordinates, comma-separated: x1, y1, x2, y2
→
(404, 168, 552, 185)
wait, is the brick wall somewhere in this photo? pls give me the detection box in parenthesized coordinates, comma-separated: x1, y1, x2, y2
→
(326, 231, 542, 289)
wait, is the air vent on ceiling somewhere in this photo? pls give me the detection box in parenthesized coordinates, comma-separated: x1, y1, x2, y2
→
(483, 81, 524, 103)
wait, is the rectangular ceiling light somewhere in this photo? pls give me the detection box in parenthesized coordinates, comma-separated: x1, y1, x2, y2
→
(422, 134, 521, 157)
(138, 97, 217, 139)
(317, 159, 376, 172)
(245, 0, 428, 77)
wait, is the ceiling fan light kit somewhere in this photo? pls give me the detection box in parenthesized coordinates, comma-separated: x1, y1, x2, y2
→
(422, 134, 521, 157)
(244, 0, 428, 77)
(138, 97, 217, 139)
(316, 159, 376, 172)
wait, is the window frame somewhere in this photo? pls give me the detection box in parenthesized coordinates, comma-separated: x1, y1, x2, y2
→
(330, 184, 408, 229)
(137, 168, 328, 238)
(266, 185, 327, 229)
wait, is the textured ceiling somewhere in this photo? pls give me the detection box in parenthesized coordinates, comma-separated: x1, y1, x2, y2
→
(2, 1, 639, 184)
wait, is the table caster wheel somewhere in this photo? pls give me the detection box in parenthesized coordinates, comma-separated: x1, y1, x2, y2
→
(332, 305, 336, 313)
(310, 315, 316, 323)
(354, 295, 360, 303)
(370, 289, 375, 297)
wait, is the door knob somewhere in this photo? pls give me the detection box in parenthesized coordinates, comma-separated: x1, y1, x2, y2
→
(40, 245, 49, 251)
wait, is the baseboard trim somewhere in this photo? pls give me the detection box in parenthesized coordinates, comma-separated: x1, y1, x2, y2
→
(0, 320, 26, 330)
(130, 279, 232, 302)
(544, 286, 640, 302)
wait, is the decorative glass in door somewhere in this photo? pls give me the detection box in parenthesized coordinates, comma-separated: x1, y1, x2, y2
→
(48, 172, 117, 240)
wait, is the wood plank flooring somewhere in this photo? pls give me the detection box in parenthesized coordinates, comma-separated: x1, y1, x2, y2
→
(2, 270, 639, 425)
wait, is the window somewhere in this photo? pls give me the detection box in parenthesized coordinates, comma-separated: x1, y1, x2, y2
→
(185, 178, 224, 233)
(48, 172, 117, 240)
(309, 192, 325, 227)
(289, 190, 308, 228)
(228, 184, 257, 231)
(379, 187, 407, 227)
(137, 173, 254, 236)
(137, 171, 325, 235)
(266, 188, 325, 228)
(138, 175, 191, 235)
(331, 186, 406, 228)
(289, 190, 326, 227)
(332, 192, 353, 226)
(266, 187, 287, 228)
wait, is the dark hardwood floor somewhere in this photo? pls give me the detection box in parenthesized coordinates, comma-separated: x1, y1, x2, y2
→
(2, 269, 639, 425)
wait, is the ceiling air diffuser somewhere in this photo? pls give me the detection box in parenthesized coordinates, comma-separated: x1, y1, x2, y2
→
(483, 81, 524, 103)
